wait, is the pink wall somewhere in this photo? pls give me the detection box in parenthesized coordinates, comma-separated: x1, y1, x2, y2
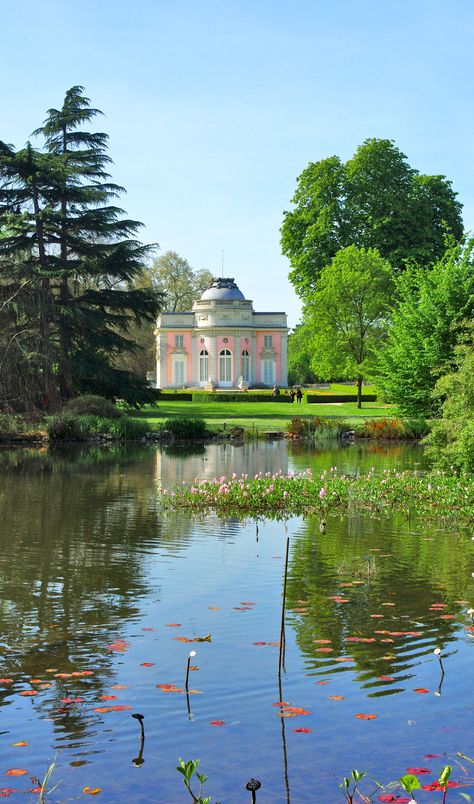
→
(166, 331, 193, 385)
(256, 332, 281, 384)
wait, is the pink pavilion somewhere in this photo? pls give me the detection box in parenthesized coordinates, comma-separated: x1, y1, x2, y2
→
(155, 277, 288, 389)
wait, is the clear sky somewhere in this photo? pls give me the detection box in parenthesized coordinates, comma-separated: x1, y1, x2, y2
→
(2, 0, 473, 327)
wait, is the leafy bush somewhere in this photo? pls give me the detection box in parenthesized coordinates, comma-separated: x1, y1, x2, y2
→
(306, 393, 377, 403)
(47, 414, 87, 442)
(62, 395, 123, 419)
(107, 416, 149, 441)
(162, 417, 207, 440)
(0, 414, 25, 441)
(424, 332, 474, 471)
(76, 414, 149, 441)
(402, 418, 430, 439)
(287, 416, 350, 442)
(354, 418, 404, 439)
(154, 391, 193, 401)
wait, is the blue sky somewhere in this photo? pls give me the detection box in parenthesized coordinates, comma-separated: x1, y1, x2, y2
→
(2, 0, 473, 326)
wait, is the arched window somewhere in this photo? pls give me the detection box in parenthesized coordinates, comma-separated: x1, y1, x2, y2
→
(219, 348, 232, 384)
(199, 349, 209, 384)
(242, 349, 250, 383)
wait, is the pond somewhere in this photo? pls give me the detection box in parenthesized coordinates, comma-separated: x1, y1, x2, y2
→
(0, 441, 473, 802)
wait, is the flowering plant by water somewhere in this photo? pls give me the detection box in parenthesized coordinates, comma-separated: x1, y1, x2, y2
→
(160, 467, 474, 526)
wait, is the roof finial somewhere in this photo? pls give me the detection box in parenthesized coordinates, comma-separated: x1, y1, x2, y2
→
(221, 249, 224, 278)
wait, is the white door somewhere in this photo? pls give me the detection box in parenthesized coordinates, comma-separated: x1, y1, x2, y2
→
(219, 349, 233, 387)
(173, 357, 185, 386)
(199, 350, 209, 385)
(262, 359, 275, 386)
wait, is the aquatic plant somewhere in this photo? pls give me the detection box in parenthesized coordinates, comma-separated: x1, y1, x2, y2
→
(160, 467, 474, 527)
(340, 769, 367, 802)
(177, 758, 212, 803)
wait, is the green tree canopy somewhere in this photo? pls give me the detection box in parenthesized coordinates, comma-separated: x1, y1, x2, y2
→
(424, 326, 474, 472)
(150, 251, 214, 311)
(305, 245, 393, 406)
(0, 86, 162, 409)
(375, 240, 474, 417)
(281, 138, 463, 300)
(287, 321, 318, 386)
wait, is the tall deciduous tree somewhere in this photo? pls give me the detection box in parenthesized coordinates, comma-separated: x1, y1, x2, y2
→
(423, 325, 474, 472)
(0, 86, 162, 408)
(281, 138, 463, 300)
(287, 322, 318, 386)
(305, 246, 393, 407)
(375, 240, 474, 417)
(150, 250, 214, 311)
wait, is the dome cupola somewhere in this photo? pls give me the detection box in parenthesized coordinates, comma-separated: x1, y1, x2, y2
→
(200, 277, 245, 302)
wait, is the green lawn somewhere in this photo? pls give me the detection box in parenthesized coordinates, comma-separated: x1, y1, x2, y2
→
(135, 399, 395, 433)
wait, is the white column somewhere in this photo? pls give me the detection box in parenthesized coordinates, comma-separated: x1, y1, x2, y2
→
(251, 332, 257, 385)
(280, 332, 288, 387)
(208, 334, 217, 385)
(233, 334, 241, 386)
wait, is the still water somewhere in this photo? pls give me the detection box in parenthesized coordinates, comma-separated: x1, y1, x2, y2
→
(0, 442, 473, 802)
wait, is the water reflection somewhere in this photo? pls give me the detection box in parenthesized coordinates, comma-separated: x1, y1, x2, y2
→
(285, 514, 472, 694)
(0, 440, 472, 803)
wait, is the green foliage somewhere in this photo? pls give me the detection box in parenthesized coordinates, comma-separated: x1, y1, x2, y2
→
(162, 417, 208, 439)
(376, 241, 474, 417)
(306, 393, 377, 403)
(162, 468, 474, 528)
(76, 414, 149, 441)
(354, 417, 429, 439)
(304, 246, 393, 407)
(47, 413, 148, 442)
(399, 774, 421, 795)
(424, 329, 474, 471)
(47, 415, 88, 442)
(0, 86, 162, 410)
(281, 137, 463, 299)
(155, 391, 193, 401)
(0, 413, 26, 440)
(288, 322, 319, 385)
(176, 757, 212, 804)
(151, 251, 214, 311)
(62, 395, 123, 419)
(287, 416, 350, 442)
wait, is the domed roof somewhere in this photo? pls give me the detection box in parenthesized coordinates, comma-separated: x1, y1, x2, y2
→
(200, 277, 246, 301)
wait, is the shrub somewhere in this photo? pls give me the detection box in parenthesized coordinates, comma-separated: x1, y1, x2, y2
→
(162, 417, 207, 440)
(154, 391, 193, 401)
(47, 414, 87, 442)
(0, 414, 25, 441)
(76, 414, 149, 441)
(191, 392, 289, 403)
(107, 416, 150, 441)
(62, 395, 123, 419)
(287, 416, 350, 442)
(402, 418, 430, 439)
(306, 393, 377, 403)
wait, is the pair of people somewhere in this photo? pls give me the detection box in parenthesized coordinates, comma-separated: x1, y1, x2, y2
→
(289, 388, 303, 403)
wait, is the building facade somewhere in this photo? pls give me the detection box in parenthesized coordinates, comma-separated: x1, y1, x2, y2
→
(155, 277, 288, 389)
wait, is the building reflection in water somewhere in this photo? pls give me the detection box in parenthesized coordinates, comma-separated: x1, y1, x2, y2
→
(154, 440, 289, 486)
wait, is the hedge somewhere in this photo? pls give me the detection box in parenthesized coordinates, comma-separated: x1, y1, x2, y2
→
(154, 391, 193, 401)
(191, 392, 290, 403)
(306, 393, 377, 403)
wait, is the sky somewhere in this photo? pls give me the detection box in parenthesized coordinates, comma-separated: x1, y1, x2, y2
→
(2, 0, 474, 327)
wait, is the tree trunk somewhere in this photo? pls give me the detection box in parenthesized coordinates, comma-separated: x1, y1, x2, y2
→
(357, 376, 363, 409)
